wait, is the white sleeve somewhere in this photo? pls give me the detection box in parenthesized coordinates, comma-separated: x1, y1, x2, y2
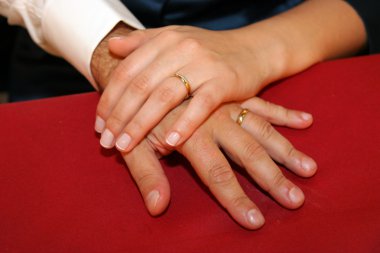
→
(0, 0, 145, 87)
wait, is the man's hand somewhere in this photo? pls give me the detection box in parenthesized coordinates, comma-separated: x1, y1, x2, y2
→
(88, 21, 318, 230)
(90, 22, 135, 90)
(121, 97, 317, 230)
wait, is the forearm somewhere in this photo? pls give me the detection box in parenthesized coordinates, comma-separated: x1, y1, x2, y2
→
(233, 0, 366, 86)
(346, 0, 380, 53)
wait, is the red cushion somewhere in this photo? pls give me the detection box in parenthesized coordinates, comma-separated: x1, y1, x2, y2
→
(1, 54, 380, 252)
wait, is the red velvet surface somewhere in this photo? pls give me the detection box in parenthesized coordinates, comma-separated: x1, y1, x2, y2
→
(1, 55, 380, 252)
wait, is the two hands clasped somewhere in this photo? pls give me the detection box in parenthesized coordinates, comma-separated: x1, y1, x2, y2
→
(93, 26, 317, 230)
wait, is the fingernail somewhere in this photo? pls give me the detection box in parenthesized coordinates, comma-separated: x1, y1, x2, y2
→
(246, 209, 265, 227)
(94, 116, 105, 133)
(300, 112, 312, 122)
(147, 190, 160, 210)
(301, 157, 317, 172)
(109, 36, 123, 41)
(166, 131, 181, 146)
(116, 133, 132, 151)
(100, 129, 115, 148)
(289, 187, 304, 204)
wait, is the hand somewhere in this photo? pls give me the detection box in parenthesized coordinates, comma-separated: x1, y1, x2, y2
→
(94, 0, 365, 155)
(90, 22, 135, 90)
(95, 25, 275, 151)
(120, 97, 317, 229)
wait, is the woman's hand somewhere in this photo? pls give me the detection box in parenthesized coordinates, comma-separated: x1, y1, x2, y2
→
(118, 97, 317, 229)
(94, 0, 365, 156)
(95, 25, 274, 152)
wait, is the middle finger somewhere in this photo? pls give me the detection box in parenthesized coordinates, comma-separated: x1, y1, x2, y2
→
(178, 132, 265, 230)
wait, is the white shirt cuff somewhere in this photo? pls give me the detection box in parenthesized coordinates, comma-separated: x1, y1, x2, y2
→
(42, 0, 145, 88)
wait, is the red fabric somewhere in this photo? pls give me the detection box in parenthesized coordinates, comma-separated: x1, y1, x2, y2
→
(1, 55, 380, 252)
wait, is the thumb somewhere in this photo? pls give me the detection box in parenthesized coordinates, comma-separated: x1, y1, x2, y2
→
(108, 27, 164, 57)
(108, 35, 143, 57)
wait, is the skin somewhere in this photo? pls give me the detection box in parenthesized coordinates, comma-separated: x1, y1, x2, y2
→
(120, 97, 317, 229)
(92, 0, 366, 152)
(88, 0, 366, 229)
(92, 37, 318, 228)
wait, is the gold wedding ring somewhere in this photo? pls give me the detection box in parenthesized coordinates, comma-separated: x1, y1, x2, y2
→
(174, 73, 192, 99)
(236, 108, 249, 126)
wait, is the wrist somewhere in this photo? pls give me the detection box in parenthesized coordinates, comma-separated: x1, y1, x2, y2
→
(232, 0, 367, 89)
(230, 25, 289, 90)
(90, 22, 135, 90)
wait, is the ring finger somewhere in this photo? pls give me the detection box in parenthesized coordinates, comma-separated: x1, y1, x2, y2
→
(215, 110, 305, 209)
(230, 106, 317, 178)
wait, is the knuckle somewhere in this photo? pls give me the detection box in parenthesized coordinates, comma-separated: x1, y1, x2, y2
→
(264, 100, 274, 109)
(179, 37, 201, 52)
(273, 104, 287, 121)
(111, 62, 133, 84)
(228, 67, 239, 82)
(180, 114, 198, 132)
(243, 141, 265, 162)
(185, 130, 208, 152)
(276, 145, 297, 167)
(274, 142, 296, 165)
(231, 195, 251, 209)
(276, 104, 288, 115)
(267, 170, 286, 193)
(127, 119, 144, 133)
(107, 112, 126, 132)
(183, 130, 213, 157)
(194, 92, 219, 113)
(286, 145, 297, 159)
(135, 170, 162, 192)
(258, 120, 275, 141)
(208, 163, 235, 186)
(211, 106, 230, 123)
(156, 85, 177, 104)
(159, 29, 181, 42)
(129, 74, 151, 95)
(224, 70, 239, 89)
(263, 100, 276, 118)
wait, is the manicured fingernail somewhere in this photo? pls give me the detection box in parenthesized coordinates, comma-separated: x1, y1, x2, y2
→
(300, 112, 312, 122)
(109, 36, 123, 41)
(100, 129, 115, 148)
(301, 157, 317, 172)
(116, 133, 131, 151)
(289, 187, 304, 204)
(166, 131, 181, 146)
(147, 190, 160, 210)
(246, 209, 265, 227)
(95, 116, 105, 133)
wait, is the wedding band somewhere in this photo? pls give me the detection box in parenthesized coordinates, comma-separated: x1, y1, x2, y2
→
(174, 73, 192, 99)
(236, 108, 249, 126)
